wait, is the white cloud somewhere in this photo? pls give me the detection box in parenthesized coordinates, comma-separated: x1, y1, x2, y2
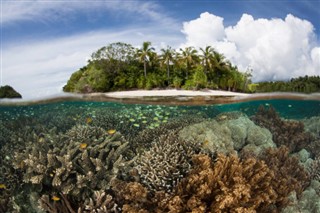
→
(1, 0, 178, 27)
(181, 12, 319, 82)
(2, 28, 183, 99)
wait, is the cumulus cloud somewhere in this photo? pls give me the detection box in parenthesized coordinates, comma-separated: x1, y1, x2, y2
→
(181, 12, 319, 82)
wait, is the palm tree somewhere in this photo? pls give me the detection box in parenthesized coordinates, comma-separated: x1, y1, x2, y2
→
(160, 46, 175, 82)
(137, 41, 155, 78)
(200, 46, 215, 75)
(179, 47, 199, 79)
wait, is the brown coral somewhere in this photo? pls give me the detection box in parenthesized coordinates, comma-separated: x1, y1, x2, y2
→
(163, 154, 278, 212)
(258, 146, 310, 207)
(252, 105, 313, 153)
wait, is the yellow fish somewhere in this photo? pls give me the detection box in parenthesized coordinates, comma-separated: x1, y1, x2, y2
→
(203, 140, 209, 146)
(51, 195, 60, 201)
(86, 117, 93, 124)
(0, 184, 6, 189)
(79, 143, 88, 149)
(107, 129, 116, 135)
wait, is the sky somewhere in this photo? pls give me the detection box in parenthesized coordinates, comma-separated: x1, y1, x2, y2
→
(1, 0, 320, 99)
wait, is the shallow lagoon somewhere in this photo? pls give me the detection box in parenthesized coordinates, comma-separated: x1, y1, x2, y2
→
(0, 96, 320, 212)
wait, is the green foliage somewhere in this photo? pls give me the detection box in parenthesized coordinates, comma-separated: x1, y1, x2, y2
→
(192, 66, 207, 89)
(64, 41, 257, 93)
(173, 76, 183, 89)
(256, 76, 320, 93)
(0, 85, 22, 99)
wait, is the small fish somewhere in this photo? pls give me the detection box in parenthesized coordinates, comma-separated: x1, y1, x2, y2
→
(203, 140, 209, 146)
(107, 129, 116, 135)
(86, 117, 93, 124)
(79, 143, 88, 149)
(0, 184, 6, 189)
(52, 195, 60, 201)
(288, 105, 292, 107)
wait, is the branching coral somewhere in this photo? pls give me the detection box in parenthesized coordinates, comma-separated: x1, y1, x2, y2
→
(258, 146, 310, 207)
(252, 105, 313, 153)
(161, 154, 278, 213)
(13, 125, 133, 201)
(134, 131, 196, 193)
(79, 190, 120, 213)
(38, 193, 76, 213)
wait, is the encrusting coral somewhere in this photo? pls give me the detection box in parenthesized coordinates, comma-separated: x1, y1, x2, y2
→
(13, 124, 133, 203)
(133, 130, 196, 193)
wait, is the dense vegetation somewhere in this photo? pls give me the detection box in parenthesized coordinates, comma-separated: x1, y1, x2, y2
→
(255, 76, 320, 93)
(0, 85, 22, 99)
(63, 42, 320, 94)
(63, 42, 253, 93)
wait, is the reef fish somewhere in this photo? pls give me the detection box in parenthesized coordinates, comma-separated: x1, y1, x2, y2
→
(51, 195, 60, 201)
(86, 117, 93, 124)
(107, 129, 116, 135)
(79, 143, 88, 149)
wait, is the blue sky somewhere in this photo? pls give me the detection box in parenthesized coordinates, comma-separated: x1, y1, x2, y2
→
(1, 0, 320, 99)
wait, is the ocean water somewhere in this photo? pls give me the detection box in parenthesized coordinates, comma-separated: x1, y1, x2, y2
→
(0, 97, 320, 212)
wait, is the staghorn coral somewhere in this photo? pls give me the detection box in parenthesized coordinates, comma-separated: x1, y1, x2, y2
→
(13, 125, 133, 201)
(162, 154, 278, 213)
(134, 130, 196, 193)
(252, 105, 313, 153)
(79, 190, 120, 213)
(258, 146, 310, 207)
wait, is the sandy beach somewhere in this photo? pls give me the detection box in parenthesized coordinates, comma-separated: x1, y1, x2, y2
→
(103, 89, 250, 98)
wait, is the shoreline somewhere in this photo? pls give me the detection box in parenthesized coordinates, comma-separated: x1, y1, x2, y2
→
(1, 89, 319, 106)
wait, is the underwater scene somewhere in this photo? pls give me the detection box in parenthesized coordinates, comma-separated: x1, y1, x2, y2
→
(0, 98, 320, 213)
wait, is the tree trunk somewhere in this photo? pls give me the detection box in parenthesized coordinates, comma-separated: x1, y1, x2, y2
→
(144, 61, 147, 78)
(166, 61, 170, 82)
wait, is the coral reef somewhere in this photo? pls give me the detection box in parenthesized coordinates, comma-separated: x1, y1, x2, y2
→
(78, 190, 119, 213)
(221, 115, 275, 151)
(38, 193, 76, 213)
(163, 154, 278, 212)
(258, 146, 310, 206)
(252, 105, 313, 153)
(307, 156, 320, 181)
(282, 181, 320, 213)
(179, 120, 234, 154)
(13, 125, 133, 202)
(134, 131, 196, 193)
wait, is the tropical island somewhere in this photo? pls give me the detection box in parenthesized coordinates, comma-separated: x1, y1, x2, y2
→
(0, 85, 22, 99)
(63, 42, 320, 95)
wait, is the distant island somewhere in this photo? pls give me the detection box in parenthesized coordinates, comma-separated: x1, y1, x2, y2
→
(63, 42, 320, 94)
(0, 85, 22, 99)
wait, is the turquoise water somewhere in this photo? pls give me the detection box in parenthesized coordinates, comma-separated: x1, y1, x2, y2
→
(0, 98, 320, 212)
